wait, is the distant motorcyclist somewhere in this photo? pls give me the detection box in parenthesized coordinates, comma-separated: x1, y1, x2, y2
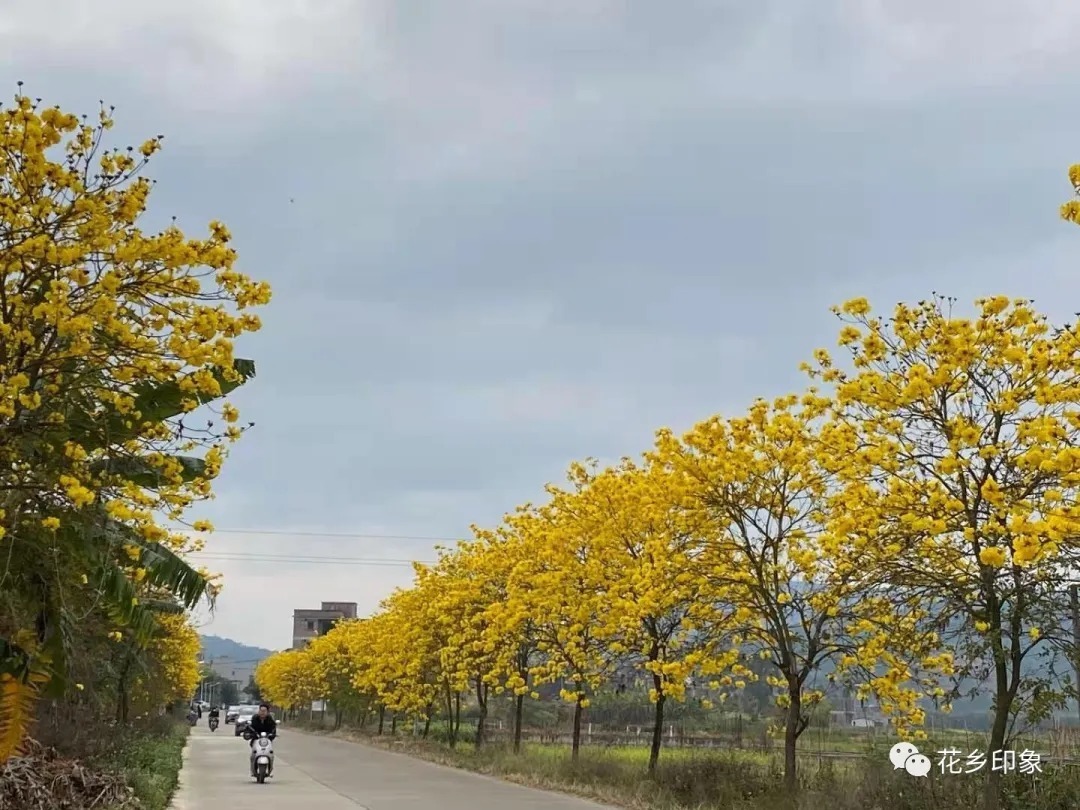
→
(208, 705, 220, 720)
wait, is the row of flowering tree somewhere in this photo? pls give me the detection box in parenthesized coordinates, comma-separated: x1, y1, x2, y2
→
(0, 91, 271, 761)
(258, 169, 1080, 809)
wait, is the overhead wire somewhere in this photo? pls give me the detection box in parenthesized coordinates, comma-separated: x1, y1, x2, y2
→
(189, 552, 434, 567)
(176, 527, 470, 542)
(182, 526, 458, 566)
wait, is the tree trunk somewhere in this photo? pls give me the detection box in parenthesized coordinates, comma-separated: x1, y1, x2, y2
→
(513, 693, 525, 753)
(391, 713, 397, 735)
(334, 707, 342, 730)
(571, 687, 585, 762)
(377, 705, 385, 735)
(982, 596, 1023, 810)
(984, 660, 1017, 810)
(422, 712, 432, 739)
(443, 681, 456, 748)
(783, 682, 802, 794)
(115, 650, 134, 725)
(453, 692, 462, 744)
(474, 677, 488, 749)
(648, 671, 666, 774)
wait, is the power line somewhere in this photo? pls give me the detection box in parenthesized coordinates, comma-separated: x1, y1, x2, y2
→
(192, 551, 425, 563)
(177, 527, 469, 542)
(189, 552, 434, 567)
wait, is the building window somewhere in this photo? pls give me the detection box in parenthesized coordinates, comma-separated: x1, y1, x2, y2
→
(306, 621, 314, 630)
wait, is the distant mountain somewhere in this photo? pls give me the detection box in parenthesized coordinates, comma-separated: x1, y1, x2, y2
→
(199, 634, 274, 665)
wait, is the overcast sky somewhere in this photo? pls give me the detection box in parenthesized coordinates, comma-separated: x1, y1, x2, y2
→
(4, 1, 1079, 651)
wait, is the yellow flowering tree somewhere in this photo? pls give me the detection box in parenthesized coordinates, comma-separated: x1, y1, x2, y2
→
(0, 91, 270, 758)
(473, 520, 540, 754)
(129, 611, 201, 717)
(809, 292, 1080, 810)
(499, 481, 622, 761)
(255, 649, 317, 718)
(654, 395, 947, 792)
(306, 620, 370, 729)
(563, 458, 744, 773)
(420, 544, 507, 749)
(360, 590, 442, 734)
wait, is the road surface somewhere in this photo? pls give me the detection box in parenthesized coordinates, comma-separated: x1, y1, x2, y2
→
(169, 721, 615, 809)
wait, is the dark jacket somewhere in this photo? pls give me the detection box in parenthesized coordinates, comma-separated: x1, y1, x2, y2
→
(248, 714, 277, 739)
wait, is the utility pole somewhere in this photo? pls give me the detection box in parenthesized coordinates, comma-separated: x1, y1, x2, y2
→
(1071, 585, 1080, 727)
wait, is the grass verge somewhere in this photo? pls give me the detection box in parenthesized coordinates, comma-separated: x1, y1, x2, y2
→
(97, 718, 190, 810)
(290, 722, 1080, 810)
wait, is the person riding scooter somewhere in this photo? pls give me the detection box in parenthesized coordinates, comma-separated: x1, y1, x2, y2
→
(243, 704, 277, 776)
(208, 704, 220, 730)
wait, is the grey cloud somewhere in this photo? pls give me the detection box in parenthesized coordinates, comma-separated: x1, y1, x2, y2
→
(4, 0, 1080, 648)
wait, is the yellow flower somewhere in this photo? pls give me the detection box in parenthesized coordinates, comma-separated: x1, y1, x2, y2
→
(841, 297, 871, 316)
(978, 547, 1007, 568)
(41, 517, 60, 530)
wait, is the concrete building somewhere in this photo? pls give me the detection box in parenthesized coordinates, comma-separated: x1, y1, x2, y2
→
(292, 601, 358, 649)
(205, 656, 257, 703)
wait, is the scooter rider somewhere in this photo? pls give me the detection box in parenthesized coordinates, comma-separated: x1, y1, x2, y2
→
(245, 703, 277, 775)
(208, 705, 220, 727)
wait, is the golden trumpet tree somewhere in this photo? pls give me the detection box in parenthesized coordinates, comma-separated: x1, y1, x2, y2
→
(500, 475, 621, 761)
(474, 519, 541, 754)
(0, 92, 269, 554)
(566, 458, 744, 772)
(129, 611, 201, 715)
(425, 538, 517, 749)
(255, 649, 317, 716)
(306, 619, 370, 729)
(342, 613, 395, 730)
(362, 585, 442, 733)
(809, 293, 1080, 810)
(0, 91, 270, 756)
(655, 395, 947, 792)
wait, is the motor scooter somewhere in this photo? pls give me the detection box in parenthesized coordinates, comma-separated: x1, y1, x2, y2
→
(244, 731, 275, 783)
(209, 715, 219, 731)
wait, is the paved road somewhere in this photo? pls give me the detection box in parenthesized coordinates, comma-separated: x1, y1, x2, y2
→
(170, 721, 615, 809)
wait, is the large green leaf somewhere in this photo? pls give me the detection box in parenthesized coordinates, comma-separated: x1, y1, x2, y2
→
(65, 358, 256, 452)
(104, 520, 211, 612)
(131, 358, 256, 425)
